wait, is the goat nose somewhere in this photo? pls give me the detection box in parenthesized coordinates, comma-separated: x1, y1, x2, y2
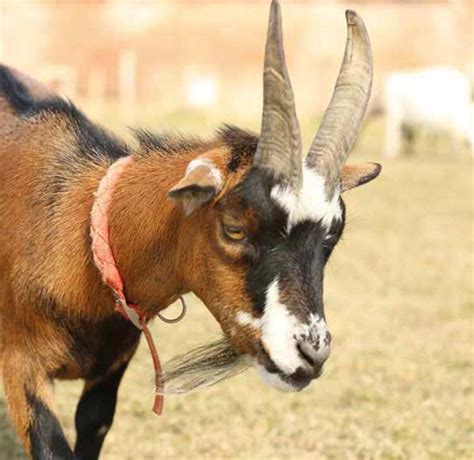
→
(296, 329, 332, 369)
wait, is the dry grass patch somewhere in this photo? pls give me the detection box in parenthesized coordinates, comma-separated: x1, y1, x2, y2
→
(1, 116, 472, 459)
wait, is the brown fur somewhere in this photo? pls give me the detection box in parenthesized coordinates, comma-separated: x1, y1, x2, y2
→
(0, 64, 379, 457)
(0, 66, 260, 457)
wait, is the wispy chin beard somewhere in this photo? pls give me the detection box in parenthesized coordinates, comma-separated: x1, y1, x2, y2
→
(157, 337, 250, 395)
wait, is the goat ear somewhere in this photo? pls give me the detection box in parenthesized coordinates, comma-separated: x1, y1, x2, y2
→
(168, 160, 223, 216)
(340, 163, 381, 192)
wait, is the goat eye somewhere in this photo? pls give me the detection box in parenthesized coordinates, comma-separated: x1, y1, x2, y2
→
(224, 225, 247, 242)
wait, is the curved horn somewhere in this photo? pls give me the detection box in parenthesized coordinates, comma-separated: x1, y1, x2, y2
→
(254, 0, 302, 190)
(306, 10, 373, 199)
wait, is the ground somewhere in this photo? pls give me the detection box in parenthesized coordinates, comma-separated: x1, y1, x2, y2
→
(0, 114, 472, 459)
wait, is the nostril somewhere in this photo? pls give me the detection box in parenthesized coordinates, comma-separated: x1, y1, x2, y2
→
(296, 342, 316, 367)
(324, 330, 332, 347)
(296, 332, 331, 369)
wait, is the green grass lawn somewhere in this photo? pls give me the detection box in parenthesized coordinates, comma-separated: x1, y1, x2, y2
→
(1, 113, 472, 459)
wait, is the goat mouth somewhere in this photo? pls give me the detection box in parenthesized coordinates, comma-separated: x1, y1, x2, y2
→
(256, 340, 324, 390)
(276, 366, 324, 392)
(278, 367, 317, 391)
(158, 337, 323, 396)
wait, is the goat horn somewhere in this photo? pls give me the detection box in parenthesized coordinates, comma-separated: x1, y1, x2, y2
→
(253, 0, 302, 190)
(306, 10, 373, 199)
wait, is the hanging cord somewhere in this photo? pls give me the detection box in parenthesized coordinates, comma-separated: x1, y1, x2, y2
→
(91, 156, 187, 416)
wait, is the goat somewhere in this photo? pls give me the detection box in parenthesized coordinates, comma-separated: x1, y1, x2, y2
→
(384, 67, 473, 157)
(0, 2, 381, 458)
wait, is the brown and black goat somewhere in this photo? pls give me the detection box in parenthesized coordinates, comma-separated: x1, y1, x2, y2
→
(0, 2, 381, 458)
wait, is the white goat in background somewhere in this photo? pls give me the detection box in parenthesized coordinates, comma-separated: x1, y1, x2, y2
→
(384, 68, 473, 157)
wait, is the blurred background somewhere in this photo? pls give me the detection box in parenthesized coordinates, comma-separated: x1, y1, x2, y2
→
(0, 0, 473, 459)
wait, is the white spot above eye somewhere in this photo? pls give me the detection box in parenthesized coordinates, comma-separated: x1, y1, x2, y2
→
(185, 158, 222, 188)
(236, 311, 261, 330)
(270, 166, 342, 231)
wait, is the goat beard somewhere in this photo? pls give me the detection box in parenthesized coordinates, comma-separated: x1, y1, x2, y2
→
(157, 337, 250, 395)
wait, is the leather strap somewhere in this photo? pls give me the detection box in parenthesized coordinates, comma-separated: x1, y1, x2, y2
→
(91, 156, 164, 415)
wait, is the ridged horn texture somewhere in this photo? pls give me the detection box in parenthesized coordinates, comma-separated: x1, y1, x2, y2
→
(306, 10, 373, 199)
(253, 0, 302, 190)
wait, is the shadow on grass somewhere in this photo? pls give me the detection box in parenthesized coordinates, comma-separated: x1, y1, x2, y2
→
(0, 396, 27, 459)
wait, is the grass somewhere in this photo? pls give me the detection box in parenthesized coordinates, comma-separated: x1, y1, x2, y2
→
(0, 112, 472, 459)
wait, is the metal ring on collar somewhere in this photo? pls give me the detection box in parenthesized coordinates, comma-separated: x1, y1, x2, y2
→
(157, 296, 187, 324)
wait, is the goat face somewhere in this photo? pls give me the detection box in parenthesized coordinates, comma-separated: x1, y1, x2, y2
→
(220, 166, 344, 391)
(168, 139, 381, 393)
(165, 2, 381, 394)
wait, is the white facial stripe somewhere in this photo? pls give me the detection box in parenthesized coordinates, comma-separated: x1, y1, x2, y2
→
(260, 278, 331, 377)
(270, 166, 342, 231)
(236, 311, 261, 330)
(186, 158, 222, 188)
(260, 279, 303, 375)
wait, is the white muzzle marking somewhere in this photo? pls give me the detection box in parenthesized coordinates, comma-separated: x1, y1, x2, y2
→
(259, 278, 330, 378)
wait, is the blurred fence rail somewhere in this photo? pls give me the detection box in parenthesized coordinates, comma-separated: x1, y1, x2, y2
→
(0, 0, 472, 122)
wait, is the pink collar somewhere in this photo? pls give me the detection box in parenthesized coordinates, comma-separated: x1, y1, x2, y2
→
(90, 156, 164, 415)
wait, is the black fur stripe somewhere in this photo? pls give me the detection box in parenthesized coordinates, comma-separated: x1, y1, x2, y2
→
(0, 64, 129, 163)
(25, 389, 76, 460)
(0, 64, 33, 113)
